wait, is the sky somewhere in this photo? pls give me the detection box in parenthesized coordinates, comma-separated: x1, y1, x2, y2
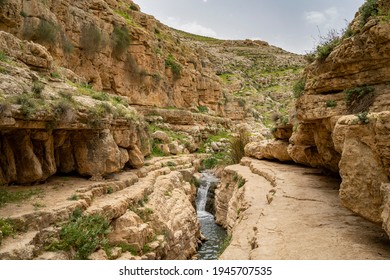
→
(134, 0, 366, 54)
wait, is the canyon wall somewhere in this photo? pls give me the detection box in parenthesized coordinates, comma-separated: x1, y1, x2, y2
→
(0, 0, 224, 113)
(245, 1, 390, 236)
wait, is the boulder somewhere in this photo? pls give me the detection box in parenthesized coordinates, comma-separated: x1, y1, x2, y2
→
(245, 140, 292, 162)
(151, 131, 170, 143)
(128, 146, 145, 169)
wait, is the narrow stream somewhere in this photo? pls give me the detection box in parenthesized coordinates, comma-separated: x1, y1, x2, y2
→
(196, 171, 227, 260)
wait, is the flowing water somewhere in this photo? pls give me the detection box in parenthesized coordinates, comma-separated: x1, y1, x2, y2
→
(196, 171, 227, 260)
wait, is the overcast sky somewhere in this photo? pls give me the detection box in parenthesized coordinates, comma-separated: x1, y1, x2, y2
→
(134, 0, 366, 54)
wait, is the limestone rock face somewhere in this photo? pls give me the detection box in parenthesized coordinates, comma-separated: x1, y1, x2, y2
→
(147, 171, 201, 259)
(127, 146, 145, 169)
(0, 0, 225, 112)
(0, 126, 149, 184)
(0, 31, 53, 69)
(243, 8, 390, 236)
(287, 14, 390, 234)
(381, 183, 390, 237)
(245, 140, 292, 162)
(332, 113, 390, 224)
(72, 130, 122, 178)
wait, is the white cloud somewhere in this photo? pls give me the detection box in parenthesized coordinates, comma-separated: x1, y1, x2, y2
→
(180, 21, 217, 37)
(203, 0, 208, 2)
(305, 11, 326, 24)
(166, 17, 217, 37)
(304, 7, 339, 25)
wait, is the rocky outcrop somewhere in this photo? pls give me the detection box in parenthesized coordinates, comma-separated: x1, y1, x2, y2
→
(0, 31, 150, 184)
(245, 2, 390, 236)
(245, 140, 292, 162)
(290, 7, 390, 230)
(0, 0, 225, 112)
(0, 155, 202, 260)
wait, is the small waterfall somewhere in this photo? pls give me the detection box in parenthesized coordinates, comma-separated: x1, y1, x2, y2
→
(196, 171, 227, 260)
(196, 176, 213, 217)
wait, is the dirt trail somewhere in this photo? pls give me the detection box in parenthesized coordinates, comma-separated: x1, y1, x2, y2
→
(219, 158, 390, 260)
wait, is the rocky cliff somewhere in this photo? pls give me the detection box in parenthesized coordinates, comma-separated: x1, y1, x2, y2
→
(0, 0, 224, 112)
(245, 0, 390, 237)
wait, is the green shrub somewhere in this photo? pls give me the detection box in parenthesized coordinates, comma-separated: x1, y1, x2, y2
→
(53, 92, 77, 122)
(32, 81, 45, 96)
(165, 54, 182, 80)
(198, 105, 208, 113)
(304, 52, 316, 63)
(68, 194, 79, 201)
(50, 213, 110, 260)
(0, 218, 14, 244)
(91, 91, 109, 101)
(0, 51, 8, 62)
(80, 23, 103, 55)
(360, 0, 378, 26)
(237, 177, 246, 188)
(35, 20, 59, 45)
(201, 157, 218, 169)
(151, 140, 167, 157)
(15, 93, 38, 118)
(344, 85, 375, 113)
(227, 130, 250, 164)
(116, 242, 138, 256)
(293, 78, 306, 98)
(111, 25, 131, 57)
(356, 111, 370, 124)
(316, 30, 340, 62)
(326, 100, 337, 108)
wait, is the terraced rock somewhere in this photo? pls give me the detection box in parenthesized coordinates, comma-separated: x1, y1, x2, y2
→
(0, 155, 203, 260)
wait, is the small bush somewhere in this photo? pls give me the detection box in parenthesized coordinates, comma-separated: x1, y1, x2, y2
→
(116, 242, 138, 256)
(356, 111, 370, 124)
(237, 177, 246, 188)
(198, 105, 208, 113)
(151, 141, 167, 157)
(344, 85, 375, 113)
(293, 78, 306, 98)
(32, 81, 45, 96)
(80, 23, 103, 55)
(52, 99, 75, 122)
(165, 54, 182, 80)
(304, 52, 316, 63)
(201, 157, 218, 169)
(35, 20, 59, 45)
(111, 25, 131, 57)
(360, 0, 378, 26)
(316, 30, 340, 62)
(49, 213, 110, 260)
(0, 51, 8, 62)
(15, 93, 38, 118)
(91, 91, 110, 101)
(326, 100, 337, 108)
(68, 194, 79, 201)
(227, 130, 250, 164)
(0, 218, 14, 244)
